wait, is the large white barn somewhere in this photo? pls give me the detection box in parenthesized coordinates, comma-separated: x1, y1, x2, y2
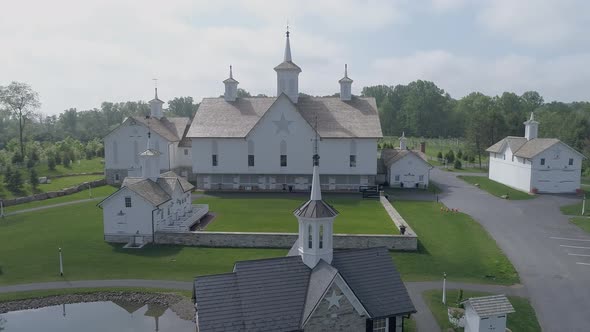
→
(103, 29, 382, 191)
(486, 113, 585, 194)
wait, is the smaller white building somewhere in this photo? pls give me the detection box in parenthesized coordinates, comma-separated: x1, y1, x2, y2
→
(381, 134, 433, 189)
(98, 138, 206, 245)
(461, 294, 515, 332)
(487, 113, 586, 193)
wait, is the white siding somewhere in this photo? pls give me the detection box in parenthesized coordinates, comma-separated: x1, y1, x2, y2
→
(488, 145, 532, 193)
(388, 153, 431, 189)
(530, 143, 582, 193)
(102, 188, 155, 239)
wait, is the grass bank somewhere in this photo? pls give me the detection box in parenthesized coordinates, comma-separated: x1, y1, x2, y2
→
(560, 200, 589, 217)
(423, 289, 540, 331)
(391, 201, 519, 285)
(570, 217, 590, 234)
(0, 287, 192, 303)
(458, 176, 534, 200)
(5, 186, 117, 213)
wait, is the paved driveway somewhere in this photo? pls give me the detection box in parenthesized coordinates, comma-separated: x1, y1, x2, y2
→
(432, 169, 590, 332)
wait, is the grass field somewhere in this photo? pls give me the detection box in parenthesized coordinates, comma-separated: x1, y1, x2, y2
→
(0, 202, 285, 285)
(424, 289, 541, 331)
(33, 158, 104, 177)
(391, 201, 519, 285)
(4, 185, 117, 213)
(458, 176, 534, 200)
(560, 200, 589, 216)
(197, 194, 398, 235)
(0, 174, 105, 199)
(570, 217, 590, 234)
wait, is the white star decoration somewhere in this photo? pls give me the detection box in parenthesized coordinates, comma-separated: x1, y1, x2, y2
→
(325, 290, 343, 309)
(273, 113, 294, 135)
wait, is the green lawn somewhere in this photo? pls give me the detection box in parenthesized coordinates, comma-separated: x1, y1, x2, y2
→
(442, 167, 488, 174)
(1, 174, 105, 199)
(0, 202, 285, 285)
(403, 317, 416, 332)
(33, 158, 104, 177)
(560, 200, 589, 217)
(570, 217, 590, 234)
(5, 185, 117, 213)
(423, 289, 541, 332)
(391, 201, 519, 285)
(458, 176, 534, 200)
(197, 194, 398, 235)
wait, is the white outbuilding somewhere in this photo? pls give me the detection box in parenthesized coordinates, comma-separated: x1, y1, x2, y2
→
(487, 113, 586, 194)
(98, 136, 207, 245)
(381, 133, 433, 189)
(461, 294, 515, 332)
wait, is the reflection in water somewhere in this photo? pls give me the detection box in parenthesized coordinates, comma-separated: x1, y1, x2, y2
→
(2, 301, 195, 332)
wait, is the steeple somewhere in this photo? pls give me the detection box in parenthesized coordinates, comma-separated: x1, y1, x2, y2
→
(524, 112, 539, 140)
(339, 64, 353, 101)
(399, 131, 407, 150)
(149, 84, 164, 119)
(274, 27, 302, 103)
(223, 65, 239, 102)
(140, 119, 161, 181)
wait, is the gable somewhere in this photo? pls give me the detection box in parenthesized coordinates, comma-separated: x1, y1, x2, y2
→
(97, 186, 153, 209)
(103, 117, 167, 144)
(527, 140, 586, 160)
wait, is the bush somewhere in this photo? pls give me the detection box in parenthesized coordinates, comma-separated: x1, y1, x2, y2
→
(454, 159, 462, 169)
(11, 152, 23, 164)
(6, 169, 23, 193)
(469, 155, 476, 163)
(445, 150, 455, 163)
(26, 158, 35, 169)
(437, 151, 443, 160)
(462, 153, 469, 161)
(62, 157, 71, 168)
(456, 150, 463, 160)
(48, 157, 56, 170)
(29, 168, 39, 190)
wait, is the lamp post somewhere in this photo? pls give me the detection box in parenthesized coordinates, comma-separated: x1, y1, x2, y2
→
(0, 200, 4, 218)
(582, 195, 586, 216)
(442, 272, 447, 305)
(58, 247, 64, 276)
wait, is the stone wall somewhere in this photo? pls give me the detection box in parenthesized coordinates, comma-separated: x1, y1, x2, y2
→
(154, 231, 417, 251)
(1, 178, 107, 207)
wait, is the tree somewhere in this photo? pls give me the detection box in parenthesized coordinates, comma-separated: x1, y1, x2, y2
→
(454, 159, 462, 169)
(47, 155, 56, 170)
(29, 168, 39, 191)
(237, 88, 252, 98)
(6, 168, 23, 193)
(445, 150, 455, 163)
(166, 96, 199, 118)
(0, 82, 41, 158)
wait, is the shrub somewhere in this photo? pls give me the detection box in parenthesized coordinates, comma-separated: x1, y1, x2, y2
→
(6, 169, 23, 193)
(456, 150, 463, 160)
(11, 152, 23, 164)
(29, 168, 39, 190)
(26, 158, 35, 169)
(437, 151, 443, 160)
(445, 150, 455, 163)
(48, 157, 56, 170)
(62, 157, 71, 168)
(469, 155, 476, 163)
(454, 159, 462, 169)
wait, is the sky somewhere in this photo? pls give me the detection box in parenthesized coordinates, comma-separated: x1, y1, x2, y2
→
(1, 0, 589, 115)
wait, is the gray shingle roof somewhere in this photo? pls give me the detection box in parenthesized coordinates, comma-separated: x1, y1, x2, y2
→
(131, 116, 190, 143)
(193, 247, 415, 332)
(381, 149, 430, 168)
(274, 61, 302, 72)
(293, 200, 339, 218)
(486, 136, 563, 159)
(186, 95, 382, 139)
(462, 294, 515, 317)
(122, 178, 171, 206)
(332, 247, 416, 318)
(160, 171, 194, 192)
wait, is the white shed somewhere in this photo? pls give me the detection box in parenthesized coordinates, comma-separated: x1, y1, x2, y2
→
(461, 294, 515, 332)
(381, 149, 433, 189)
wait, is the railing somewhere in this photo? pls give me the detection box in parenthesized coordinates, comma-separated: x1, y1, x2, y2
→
(156, 204, 209, 233)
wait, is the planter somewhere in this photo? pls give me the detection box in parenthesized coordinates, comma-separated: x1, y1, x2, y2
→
(447, 307, 465, 328)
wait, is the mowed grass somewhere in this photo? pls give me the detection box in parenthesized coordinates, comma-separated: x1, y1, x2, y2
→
(424, 289, 541, 332)
(5, 186, 117, 213)
(197, 194, 398, 235)
(33, 158, 104, 177)
(560, 201, 589, 216)
(458, 176, 534, 200)
(37, 175, 104, 192)
(570, 217, 590, 234)
(391, 201, 519, 285)
(0, 202, 285, 285)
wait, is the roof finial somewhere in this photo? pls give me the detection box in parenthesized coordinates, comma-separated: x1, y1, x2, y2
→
(286, 21, 290, 38)
(530, 112, 535, 121)
(229, 65, 233, 79)
(310, 114, 321, 200)
(152, 78, 158, 99)
(284, 24, 292, 62)
(345, 64, 348, 78)
(313, 114, 319, 166)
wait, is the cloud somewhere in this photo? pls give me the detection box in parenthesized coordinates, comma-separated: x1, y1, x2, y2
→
(477, 0, 590, 46)
(372, 50, 590, 102)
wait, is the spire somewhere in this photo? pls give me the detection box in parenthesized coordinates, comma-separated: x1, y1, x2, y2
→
(284, 26, 292, 62)
(310, 115, 321, 200)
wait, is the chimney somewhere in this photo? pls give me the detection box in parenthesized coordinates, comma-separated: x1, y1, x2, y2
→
(223, 65, 239, 102)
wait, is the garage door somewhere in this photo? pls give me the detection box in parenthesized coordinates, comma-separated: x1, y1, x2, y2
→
(535, 170, 577, 193)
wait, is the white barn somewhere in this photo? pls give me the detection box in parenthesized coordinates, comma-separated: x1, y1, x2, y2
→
(381, 134, 433, 189)
(186, 30, 382, 191)
(487, 113, 585, 194)
(98, 139, 206, 245)
(103, 89, 192, 185)
(461, 294, 515, 332)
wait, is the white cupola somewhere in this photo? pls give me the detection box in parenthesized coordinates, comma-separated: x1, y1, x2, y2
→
(149, 88, 164, 119)
(293, 152, 339, 269)
(400, 132, 407, 150)
(274, 28, 302, 103)
(223, 65, 239, 102)
(524, 112, 539, 140)
(339, 64, 353, 101)
(140, 131, 161, 181)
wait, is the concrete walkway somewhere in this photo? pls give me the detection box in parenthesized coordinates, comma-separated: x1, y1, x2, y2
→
(2, 197, 103, 217)
(0, 278, 527, 331)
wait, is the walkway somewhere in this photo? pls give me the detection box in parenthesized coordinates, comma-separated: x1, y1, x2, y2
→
(432, 169, 589, 331)
(2, 197, 103, 217)
(0, 278, 527, 331)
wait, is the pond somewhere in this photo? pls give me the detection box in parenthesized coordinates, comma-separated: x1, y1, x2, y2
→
(0, 301, 196, 332)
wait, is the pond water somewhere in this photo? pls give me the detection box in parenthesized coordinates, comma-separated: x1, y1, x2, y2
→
(0, 301, 196, 332)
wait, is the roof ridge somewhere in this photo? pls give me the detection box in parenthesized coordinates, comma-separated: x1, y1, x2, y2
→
(234, 254, 303, 267)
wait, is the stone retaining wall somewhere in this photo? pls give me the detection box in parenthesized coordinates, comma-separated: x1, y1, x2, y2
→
(380, 196, 417, 236)
(1, 178, 106, 207)
(154, 231, 417, 251)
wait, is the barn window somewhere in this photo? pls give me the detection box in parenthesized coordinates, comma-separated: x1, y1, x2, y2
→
(419, 175, 424, 181)
(319, 225, 324, 249)
(372, 318, 388, 332)
(281, 155, 287, 167)
(124, 197, 132, 208)
(113, 141, 119, 164)
(395, 175, 400, 182)
(184, 149, 189, 156)
(349, 155, 357, 167)
(569, 158, 574, 166)
(114, 173, 120, 181)
(540, 158, 545, 166)
(248, 155, 255, 167)
(308, 224, 313, 249)
(212, 154, 218, 166)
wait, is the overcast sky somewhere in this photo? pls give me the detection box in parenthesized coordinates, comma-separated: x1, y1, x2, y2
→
(1, 0, 589, 115)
